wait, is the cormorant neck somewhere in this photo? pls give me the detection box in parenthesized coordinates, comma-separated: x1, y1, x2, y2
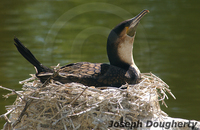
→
(107, 31, 139, 72)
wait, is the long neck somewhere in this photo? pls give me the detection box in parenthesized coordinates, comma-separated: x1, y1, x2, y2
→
(107, 41, 130, 70)
(107, 33, 139, 73)
(117, 37, 134, 66)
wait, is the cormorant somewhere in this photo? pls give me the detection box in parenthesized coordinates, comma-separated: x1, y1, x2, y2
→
(14, 9, 149, 87)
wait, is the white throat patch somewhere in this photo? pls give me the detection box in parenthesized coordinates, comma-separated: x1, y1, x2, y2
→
(117, 36, 141, 74)
(117, 36, 134, 65)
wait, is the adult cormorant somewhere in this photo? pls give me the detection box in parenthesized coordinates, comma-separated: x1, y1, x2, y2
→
(14, 9, 149, 87)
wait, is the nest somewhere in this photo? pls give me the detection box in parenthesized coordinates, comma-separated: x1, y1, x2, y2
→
(0, 71, 175, 130)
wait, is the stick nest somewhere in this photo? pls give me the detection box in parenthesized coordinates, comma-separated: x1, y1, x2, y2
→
(1, 72, 175, 130)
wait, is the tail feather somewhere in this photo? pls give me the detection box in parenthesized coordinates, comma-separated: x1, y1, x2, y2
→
(14, 37, 52, 73)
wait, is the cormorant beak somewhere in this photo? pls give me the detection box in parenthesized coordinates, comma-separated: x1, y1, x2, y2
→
(126, 9, 149, 37)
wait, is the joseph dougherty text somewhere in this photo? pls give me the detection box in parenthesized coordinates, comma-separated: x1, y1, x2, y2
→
(108, 120, 198, 129)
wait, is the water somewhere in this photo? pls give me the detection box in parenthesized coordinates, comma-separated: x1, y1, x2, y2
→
(0, 0, 200, 127)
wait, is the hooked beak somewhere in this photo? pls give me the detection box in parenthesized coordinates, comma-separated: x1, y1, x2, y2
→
(126, 9, 149, 37)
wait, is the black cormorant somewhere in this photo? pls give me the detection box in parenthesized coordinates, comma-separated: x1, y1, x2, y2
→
(14, 9, 149, 87)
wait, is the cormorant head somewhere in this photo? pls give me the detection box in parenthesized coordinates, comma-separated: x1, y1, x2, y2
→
(107, 9, 149, 71)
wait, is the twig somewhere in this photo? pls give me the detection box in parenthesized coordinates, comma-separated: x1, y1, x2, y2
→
(39, 69, 59, 88)
(0, 86, 23, 100)
(19, 74, 36, 84)
(0, 107, 16, 124)
(69, 86, 88, 106)
(50, 86, 88, 120)
(12, 65, 60, 128)
(12, 96, 34, 127)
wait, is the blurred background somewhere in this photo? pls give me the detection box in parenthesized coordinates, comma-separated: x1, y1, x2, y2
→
(0, 0, 200, 127)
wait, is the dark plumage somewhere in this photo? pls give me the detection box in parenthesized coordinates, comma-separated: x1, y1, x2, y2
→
(14, 9, 149, 87)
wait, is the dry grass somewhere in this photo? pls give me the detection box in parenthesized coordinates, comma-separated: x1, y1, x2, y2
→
(0, 72, 175, 130)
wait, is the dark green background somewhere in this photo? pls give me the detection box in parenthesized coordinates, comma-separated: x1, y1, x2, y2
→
(0, 0, 200, 128)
